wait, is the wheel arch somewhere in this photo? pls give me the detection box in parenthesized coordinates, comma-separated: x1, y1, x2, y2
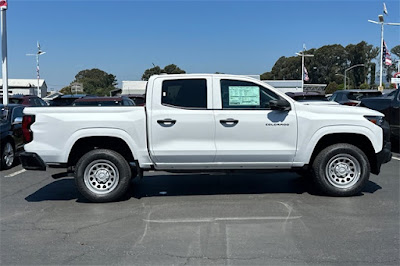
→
(308, 133, 378, 174)
(1, 135, 15, 148)
(67, 136, 135, 167)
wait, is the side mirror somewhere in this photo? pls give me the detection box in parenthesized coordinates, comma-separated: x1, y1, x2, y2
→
(269, 99, 291, 111)
(12, 117, 23, 125)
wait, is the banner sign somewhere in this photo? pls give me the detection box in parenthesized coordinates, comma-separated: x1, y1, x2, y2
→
(0, 1, 7, 10)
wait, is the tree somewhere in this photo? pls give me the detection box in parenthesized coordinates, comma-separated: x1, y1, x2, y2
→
(325, 81, 339, 94)
(60, 86, 72, 94)
(71, 68, 117, 96)
(261, 41, 379, 89)
(162, 64, 186, 75)
(141, 66, 162, 81)
(141, 64, 186, 81)
(391, 45, 400, 58)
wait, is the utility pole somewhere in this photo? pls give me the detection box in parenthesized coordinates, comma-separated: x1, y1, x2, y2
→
(368, 4, 400, 91)
(26, 42, 46, 97)
(1, 0, 8, 105)
(295, 44, 314, 91)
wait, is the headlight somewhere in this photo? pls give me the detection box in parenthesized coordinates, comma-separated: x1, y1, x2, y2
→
(364, 116, 384, 126)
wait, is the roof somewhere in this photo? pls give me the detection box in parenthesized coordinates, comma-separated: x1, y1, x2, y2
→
(335, 90, 382, 93)
(286, 92, 324, 97)
(0, 79, 47, 88)
(0, 104, 24, 108)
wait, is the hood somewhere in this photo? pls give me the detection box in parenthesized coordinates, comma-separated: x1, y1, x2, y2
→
(295, 101, 384, 117)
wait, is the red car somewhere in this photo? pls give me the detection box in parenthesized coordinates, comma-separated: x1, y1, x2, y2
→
(1, 95, 47, 107)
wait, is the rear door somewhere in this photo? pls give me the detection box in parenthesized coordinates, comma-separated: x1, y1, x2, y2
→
(213, 78, 298, 168)
(148, 76, 216, 169)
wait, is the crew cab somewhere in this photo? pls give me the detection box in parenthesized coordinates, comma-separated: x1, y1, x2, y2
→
(20, 74, 392, 202)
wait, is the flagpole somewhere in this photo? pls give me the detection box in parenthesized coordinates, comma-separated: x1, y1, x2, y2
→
(301, 52, 304, 91)
(296, 45, 313, 92)
(379, 22, 384, 91)
(1, 6, 8, 105)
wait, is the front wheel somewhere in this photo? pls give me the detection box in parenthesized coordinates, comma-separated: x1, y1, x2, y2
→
(312, 144, 370, 196)
(75, 149, 132, 202)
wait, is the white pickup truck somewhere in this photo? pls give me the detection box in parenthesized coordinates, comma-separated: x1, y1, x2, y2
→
(20, 74, 392, 202)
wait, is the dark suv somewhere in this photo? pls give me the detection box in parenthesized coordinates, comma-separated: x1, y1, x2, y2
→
(360, 89, 399, 143)
(1, 104, 24, 170)
(329, 90, 382, 106)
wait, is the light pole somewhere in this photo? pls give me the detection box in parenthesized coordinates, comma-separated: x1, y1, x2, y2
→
(368, 13, 400, 91)
(1, 0, 8, 105)
(295, 44, 314, 91)
(344, 64, 365, 90)
(26, 42, 46, 97)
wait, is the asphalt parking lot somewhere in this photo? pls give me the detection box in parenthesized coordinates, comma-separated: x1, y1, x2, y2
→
(1, 154, 399, 265)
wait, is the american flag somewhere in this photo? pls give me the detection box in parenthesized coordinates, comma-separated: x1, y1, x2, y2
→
(0, 0, 7, 10)
(303, 67, 310, 81)
(383, 40, 392, 66)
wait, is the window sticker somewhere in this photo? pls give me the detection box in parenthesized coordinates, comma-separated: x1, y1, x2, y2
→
(228, 86, 260, 106)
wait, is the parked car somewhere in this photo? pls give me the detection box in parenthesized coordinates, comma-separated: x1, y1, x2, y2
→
(48, 94, 87, 106)
(21, 74, 391, 202)
(285, 92, 338, 105)
(0, 95, 47, 107)
(123, 94, 146, 106)
(329, 90, 382, 106)
(360, 89, 399, 142)
(0, 104, 24, 169)
(72, 96, 135, 106)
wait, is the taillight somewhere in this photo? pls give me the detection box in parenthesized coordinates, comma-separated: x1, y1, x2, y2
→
(22, 115, 35, 144)
(343, 102, 358, 106)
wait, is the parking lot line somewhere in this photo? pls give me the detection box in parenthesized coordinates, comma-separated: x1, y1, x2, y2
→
(4, 169, 26, 178)
(393, 156, 400, 161)
(144, 216, 302, 223)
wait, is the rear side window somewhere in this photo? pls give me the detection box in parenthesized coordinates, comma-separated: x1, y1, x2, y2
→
(162, 79, 207, 109)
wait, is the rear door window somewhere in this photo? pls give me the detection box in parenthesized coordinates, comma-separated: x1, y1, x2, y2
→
(161, 79, 207, 109)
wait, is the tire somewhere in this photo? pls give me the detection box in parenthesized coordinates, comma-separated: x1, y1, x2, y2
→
(312, 143, 370, 197)
(295, 169, 311, 179)
(1, 141, 15, 170)
(75, 149, 132, 203)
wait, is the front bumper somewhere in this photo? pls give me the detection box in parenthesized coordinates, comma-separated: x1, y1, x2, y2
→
(372, 120, 392, 175)
(20, 152, 47, 171)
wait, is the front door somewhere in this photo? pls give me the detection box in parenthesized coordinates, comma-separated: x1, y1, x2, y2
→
(213, 78, 297, 168)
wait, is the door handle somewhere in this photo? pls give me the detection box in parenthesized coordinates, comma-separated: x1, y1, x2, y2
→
(157, 118, 176, 126)
(220, 118, 239, 126)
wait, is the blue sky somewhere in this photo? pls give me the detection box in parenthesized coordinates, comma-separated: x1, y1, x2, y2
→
(4, 0, 400, 91)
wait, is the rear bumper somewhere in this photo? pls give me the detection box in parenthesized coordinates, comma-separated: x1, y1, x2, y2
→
(20, 152, 47, 171)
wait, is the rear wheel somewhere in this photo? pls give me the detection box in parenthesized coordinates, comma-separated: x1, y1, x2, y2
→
(1, 141, 15, 170)
(75, 149, 131, 202)
(312, 144, 370, 196)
